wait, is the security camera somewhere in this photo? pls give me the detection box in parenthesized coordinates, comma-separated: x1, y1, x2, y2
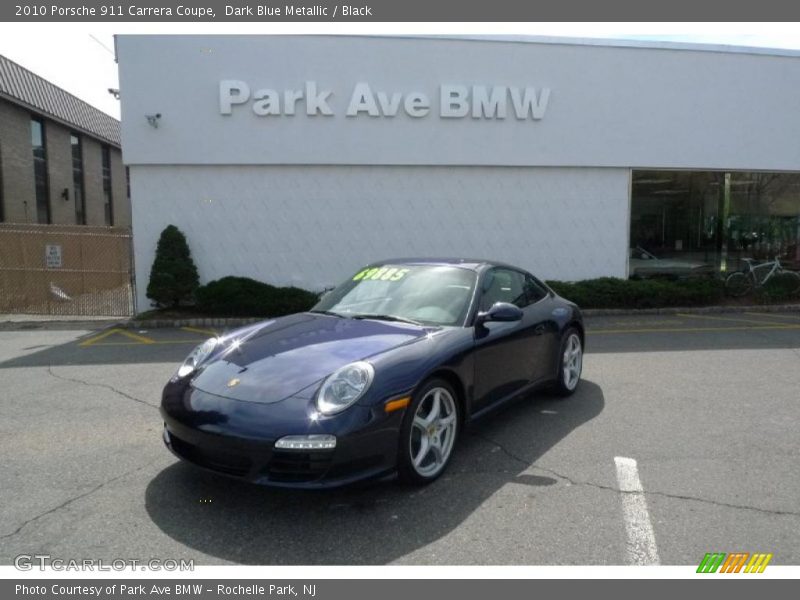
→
(145, 113, 162, 128)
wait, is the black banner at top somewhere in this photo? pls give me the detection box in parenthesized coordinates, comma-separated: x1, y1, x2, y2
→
(2, 0, 800, 22)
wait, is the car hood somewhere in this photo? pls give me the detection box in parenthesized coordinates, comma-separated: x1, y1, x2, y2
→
(190, 313, 431, 404)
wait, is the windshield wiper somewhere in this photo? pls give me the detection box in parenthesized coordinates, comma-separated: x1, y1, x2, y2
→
(307, 309, 348, 318)
(350, 313, 425, 326)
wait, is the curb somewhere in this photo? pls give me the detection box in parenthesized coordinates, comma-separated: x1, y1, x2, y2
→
(0, 319, 123, 331)
(126, 317, 263, 330)
(3, 304, 799, 331)
(0, 316, 263, 332)
(580, 303, 800, 317)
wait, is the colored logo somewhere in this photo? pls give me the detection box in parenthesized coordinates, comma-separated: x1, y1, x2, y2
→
(697, 552, 772, 573)
(227, 378, 240, 388)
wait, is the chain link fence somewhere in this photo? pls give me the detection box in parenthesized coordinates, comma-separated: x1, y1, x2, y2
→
(0, 223, 134, 316)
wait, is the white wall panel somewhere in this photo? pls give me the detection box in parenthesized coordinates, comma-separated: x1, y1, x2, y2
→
(118, 35, 800, 171)
(132, 166, 629, 311)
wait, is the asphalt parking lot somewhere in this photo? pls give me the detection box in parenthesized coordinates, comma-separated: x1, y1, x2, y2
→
(1, 311, 799, 566)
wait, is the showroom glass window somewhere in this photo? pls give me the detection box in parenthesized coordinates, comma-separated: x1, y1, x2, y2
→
(630, 171, 800, 276)
(30, 118, 50, 224)
(101, 145, 113, 225)
(71, 134, 86, 225)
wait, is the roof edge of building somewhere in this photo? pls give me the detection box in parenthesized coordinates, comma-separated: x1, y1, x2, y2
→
(0, 53, 121, 146)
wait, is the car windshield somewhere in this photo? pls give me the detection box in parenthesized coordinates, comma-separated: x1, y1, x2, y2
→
(311, 264, 478, 326)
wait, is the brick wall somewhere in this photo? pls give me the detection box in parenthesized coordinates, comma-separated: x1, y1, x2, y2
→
(82, 136, 105, 226)
(0, 100, 36, 223)
(110, 146, 130, 227)
(0, 97, 129, 228)
(44, 118, 74, 225)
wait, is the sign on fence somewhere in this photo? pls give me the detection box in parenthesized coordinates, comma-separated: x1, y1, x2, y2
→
(45, 244, 63, 269)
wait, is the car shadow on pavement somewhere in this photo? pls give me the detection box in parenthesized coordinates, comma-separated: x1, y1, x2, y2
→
(143, 380, 604, 565)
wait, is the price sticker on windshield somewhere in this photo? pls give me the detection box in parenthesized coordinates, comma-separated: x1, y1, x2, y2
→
(352, 266, 410, 282)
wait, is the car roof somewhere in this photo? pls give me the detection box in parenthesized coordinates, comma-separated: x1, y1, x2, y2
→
(370, 257, 524, 271)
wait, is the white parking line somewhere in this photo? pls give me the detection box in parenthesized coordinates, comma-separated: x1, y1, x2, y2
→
(614, 456, 661, 565)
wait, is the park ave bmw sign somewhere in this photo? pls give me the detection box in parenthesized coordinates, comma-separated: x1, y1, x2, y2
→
(219, 80, 551, 120)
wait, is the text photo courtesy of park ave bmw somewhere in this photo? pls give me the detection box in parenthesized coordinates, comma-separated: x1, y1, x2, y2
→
(0, 8, 799, 589)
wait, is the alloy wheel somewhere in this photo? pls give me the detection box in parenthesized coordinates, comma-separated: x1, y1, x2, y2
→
(562, 333, 583, 391)
(409, 387, 457, 478)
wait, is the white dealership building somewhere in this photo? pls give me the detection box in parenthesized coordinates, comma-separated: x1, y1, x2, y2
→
(117, 35, 800, 312)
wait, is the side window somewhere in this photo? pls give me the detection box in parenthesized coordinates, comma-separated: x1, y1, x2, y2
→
(524, 275, 548, 304)
(480, 268, 527, 310)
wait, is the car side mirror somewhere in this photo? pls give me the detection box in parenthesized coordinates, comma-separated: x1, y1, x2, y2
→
(476, 302, 523, 326)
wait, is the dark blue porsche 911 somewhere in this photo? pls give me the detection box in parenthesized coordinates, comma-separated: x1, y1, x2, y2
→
(161, 258, 584, 488)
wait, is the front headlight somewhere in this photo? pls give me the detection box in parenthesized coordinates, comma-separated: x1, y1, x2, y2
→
(176, 337, 218, 378)
(316, 361, 375, 415)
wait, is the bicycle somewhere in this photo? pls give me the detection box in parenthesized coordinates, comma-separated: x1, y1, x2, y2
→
(724, 256, 800, 297)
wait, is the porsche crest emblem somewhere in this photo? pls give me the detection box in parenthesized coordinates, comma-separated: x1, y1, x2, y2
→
(227, 378, 240, 388)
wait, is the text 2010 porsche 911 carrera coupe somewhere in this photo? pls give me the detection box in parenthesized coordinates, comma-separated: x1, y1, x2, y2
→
(161, 258, 584, 488)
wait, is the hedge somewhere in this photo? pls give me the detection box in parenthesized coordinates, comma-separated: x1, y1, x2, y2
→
(192, 274, 796, 317)
(194, 276, 319, 317)
(545, 277, 726, 309)
(752, 272, 800, 304)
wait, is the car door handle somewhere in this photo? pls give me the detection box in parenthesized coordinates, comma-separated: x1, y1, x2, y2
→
(533, 325, 546, 336)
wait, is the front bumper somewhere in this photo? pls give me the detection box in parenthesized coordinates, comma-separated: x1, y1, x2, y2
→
(161, 381, 404, 489)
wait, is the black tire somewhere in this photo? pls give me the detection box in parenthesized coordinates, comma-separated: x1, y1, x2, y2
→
(552, 328, 583, 397)
(725, 272, 753, 297)
(398, 377, 460, 485)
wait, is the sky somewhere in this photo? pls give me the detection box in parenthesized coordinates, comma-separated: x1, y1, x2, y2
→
(0, 23, 798, 120)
